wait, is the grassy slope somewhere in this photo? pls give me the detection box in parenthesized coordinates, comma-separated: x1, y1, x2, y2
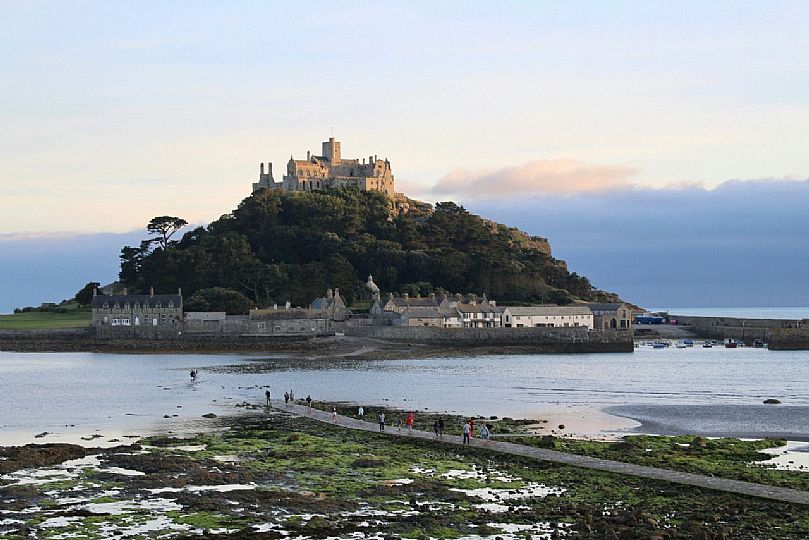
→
(0, 310, 90, 330)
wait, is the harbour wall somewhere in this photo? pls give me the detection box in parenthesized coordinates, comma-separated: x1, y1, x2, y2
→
(669, 315, 808, 349)
(0, 327, 634, 353)
(344, 326, 634, 353)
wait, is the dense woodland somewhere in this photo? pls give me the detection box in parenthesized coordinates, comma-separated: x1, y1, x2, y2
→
(118, 188, 618, 310)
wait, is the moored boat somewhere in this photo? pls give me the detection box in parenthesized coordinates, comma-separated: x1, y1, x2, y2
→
(724, 338, 737, 348)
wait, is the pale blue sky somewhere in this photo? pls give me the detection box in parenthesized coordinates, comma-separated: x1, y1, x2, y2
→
(2, 1, 808, 231)
(1, 1, 808, 310)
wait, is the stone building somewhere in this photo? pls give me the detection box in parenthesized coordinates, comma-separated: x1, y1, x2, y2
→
(502, 306, 593, 329)
(253, 137, 395, 197)
(585, 303, 633, 330)
(246, 288, 349, 335)
(91, 288, 183, 338)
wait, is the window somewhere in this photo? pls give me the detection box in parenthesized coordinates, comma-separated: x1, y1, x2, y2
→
(112, 318, 120, 326)
(122, 317, 130, 326)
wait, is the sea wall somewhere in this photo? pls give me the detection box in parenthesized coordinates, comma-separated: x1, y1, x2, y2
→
(769, 329, 809, 351)
(344, 326, 634, 353)
(0, 326, 634, 353)
(0, 328, 311, 353)
(668, 314, 809, 348)
(671, 315, 805, 330)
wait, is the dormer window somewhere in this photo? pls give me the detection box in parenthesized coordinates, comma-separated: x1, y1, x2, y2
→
(168, 302, 174, 309)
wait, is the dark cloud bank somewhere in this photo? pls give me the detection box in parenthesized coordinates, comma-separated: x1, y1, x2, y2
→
(2, 180, 808, 313)
(470, 179, 809, 308)
(0, 231, 143, 314)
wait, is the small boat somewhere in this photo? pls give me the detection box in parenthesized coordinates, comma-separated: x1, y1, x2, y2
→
(683, 339, 694, 347)
(675, 340, 688, 348)
(753, 338, 766, 348)
(702, 341, 713, 348)
(652, 342, 667, 349)
(724, 338, 737, 349)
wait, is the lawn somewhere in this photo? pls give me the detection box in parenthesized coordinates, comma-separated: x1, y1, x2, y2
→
(0, 310, 91, 330)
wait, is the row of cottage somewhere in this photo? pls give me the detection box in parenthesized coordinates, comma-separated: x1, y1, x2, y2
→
(91, 285, 632, 338)
(372, 292, 631, 330)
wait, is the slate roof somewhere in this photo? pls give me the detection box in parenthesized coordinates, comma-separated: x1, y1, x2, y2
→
(92, 294, 181, 309)
(455, 303, 500, 314)
(507, 305, 592, 316)
(400, 308, 450, 319)
(583, 303, 626, 313)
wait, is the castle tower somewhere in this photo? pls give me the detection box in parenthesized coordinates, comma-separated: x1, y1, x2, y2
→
(322, 137, 341, 164)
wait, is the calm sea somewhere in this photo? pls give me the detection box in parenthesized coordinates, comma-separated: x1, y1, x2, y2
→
(650, 307, 809, 319)
(2, 342, 809, 443)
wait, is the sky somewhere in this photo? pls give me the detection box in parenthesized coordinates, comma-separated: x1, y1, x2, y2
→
(1, 1, 808, 312)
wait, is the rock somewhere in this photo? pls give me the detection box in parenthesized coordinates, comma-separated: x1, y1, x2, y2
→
(763, 398, 781, 404)
(163, 415, 171, 418)
(202, 413, 217, 418)
(558, 424, 566, 430)
(690, 436, 708, 448)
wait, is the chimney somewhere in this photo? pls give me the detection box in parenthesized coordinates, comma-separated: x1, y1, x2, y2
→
(149, 286, 154, 298)
(178, 287, 182, 297)
(403, 292, 409, 300)
(93, 287, 97, 297)
(334, 288, 340, 298)
(307, 150, 311, 160)
(327, 288, 333, 299)
(260, 162, 264, 175)
(273, 303, 277, 310)
(285, 300, 291, 309)
(123, 287, 128, 296)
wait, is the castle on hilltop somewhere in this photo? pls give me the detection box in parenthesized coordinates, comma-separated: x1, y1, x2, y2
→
(252, 137, 395, 197)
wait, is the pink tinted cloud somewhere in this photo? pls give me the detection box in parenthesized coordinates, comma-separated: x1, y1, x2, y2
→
(430, 159, 638, 198)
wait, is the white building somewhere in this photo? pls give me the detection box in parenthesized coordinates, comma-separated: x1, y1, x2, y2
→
(502, 306, 593, 329)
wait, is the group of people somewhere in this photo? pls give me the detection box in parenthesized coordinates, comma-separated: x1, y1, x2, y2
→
(265, 388, 313, 410)
(261, 387, 493, 445)
(462, 417, 493, 445)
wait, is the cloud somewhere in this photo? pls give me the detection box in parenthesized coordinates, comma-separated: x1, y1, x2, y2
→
(470, 178, 809, 308)
(429, 159, 638, 198)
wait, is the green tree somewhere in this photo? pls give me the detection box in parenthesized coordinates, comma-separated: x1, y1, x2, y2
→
(147, 216, 188, 249)
(74, 282, 101, 305)
(186, 288, 254, 315)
